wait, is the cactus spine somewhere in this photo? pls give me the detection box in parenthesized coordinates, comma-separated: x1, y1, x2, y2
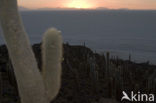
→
(0, 0, 62, 103)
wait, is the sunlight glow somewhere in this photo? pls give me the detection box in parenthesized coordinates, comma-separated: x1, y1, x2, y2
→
(66, 0, 94, 9)
(18, 0, 156, 10)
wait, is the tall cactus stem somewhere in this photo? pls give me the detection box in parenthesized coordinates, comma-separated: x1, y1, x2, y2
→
(42, 28, 62, 101)
(0, 0, 49, 103)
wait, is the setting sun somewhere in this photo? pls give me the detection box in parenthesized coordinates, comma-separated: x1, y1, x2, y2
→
(65, 0, 94, 9)
(18, 0, 156, 10)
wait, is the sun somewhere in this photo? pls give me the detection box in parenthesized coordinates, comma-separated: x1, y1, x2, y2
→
(66, 0, 93, 9)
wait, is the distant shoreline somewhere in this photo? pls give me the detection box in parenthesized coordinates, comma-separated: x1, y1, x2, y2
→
(18, 6, 156, 12)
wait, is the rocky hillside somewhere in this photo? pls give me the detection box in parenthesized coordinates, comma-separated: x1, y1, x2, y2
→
(0, 44, 156, 103)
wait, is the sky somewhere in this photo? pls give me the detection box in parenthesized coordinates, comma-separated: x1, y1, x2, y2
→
(18, 0, 156, 10)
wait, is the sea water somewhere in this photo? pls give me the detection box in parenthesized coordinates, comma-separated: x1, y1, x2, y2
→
(0, 10, 156, 64)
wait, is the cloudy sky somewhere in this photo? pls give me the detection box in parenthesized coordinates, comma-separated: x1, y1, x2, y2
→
(18, 0, 156, 10)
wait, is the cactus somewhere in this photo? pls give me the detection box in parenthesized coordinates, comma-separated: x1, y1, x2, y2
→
(106, 52, 110, 77)
(42, 28, 62, 101)
(0, 0, 62, 103)
(0, 72, 2, 100)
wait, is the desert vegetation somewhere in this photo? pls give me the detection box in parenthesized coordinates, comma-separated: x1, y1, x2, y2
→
(0, 0, 62, 103)
(0, 0, 156, 103)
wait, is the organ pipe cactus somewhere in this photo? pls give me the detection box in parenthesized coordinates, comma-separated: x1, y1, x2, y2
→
(0, 0, 62, 103)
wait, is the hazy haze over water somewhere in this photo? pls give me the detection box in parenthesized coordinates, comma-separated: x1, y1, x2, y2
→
(0, 10, 156, 64)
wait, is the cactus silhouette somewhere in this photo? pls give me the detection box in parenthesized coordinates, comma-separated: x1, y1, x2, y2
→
(0, 0, 62, 103)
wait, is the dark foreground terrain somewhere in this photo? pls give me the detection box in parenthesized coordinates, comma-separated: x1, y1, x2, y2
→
(0, 43, 156, 103)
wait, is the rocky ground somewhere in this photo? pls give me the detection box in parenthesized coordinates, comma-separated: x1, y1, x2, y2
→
(0, 43, 156, 103)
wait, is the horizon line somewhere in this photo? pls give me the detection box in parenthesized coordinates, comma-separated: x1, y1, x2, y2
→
(19, 6, 156, 11)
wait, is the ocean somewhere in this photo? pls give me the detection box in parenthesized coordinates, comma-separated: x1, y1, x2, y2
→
(0, 10, 156, 64)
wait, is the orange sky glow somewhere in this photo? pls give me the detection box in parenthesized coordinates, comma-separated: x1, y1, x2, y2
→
(18, 0, 156, 10)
